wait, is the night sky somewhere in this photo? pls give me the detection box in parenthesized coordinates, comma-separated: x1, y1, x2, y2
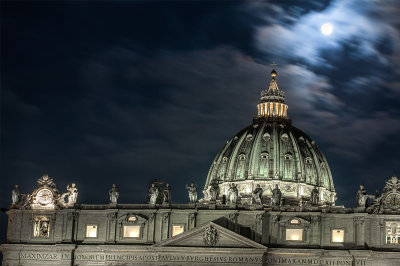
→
(1, 0, 399, 226)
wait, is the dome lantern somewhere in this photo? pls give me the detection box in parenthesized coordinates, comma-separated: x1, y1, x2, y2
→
(257, 66, 288, 120)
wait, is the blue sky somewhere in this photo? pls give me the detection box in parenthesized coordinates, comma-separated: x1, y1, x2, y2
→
(1, 0, 399, 217)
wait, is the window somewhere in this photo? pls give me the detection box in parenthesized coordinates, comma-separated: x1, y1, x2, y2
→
(33, 216, 50, 238)
(246, 134, 253, 141)
(285, 228, 303, 241)
(290, 219, 299, 225)
(386, 222, 400, 244)
(172, 225, 185, 237)
(86, 225, 98, 238)
(331, 229, 344, 243)
(123, 225, 140, 238)
(127, 216, 137, 222)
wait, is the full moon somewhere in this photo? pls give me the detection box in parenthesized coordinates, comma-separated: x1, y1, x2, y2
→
(321, 23, 334, 35)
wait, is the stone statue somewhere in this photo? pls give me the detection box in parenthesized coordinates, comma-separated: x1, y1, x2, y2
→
(271, 184, 282, 207)
(311, 187, 319, 206)
(209, 180, 219, 201)
(40, 221, 49, 237)
(228, 183, 238, 204)
(12, 184, 20, 205)
(109, 184, 119, 204)
(186, 183, 197, 203)
(148, 183, 159, 204)
(356, 185, 368, 207)
(252, 184, 263, 204)
(67, 183, 78, 206)
(163, 184, 171, 203)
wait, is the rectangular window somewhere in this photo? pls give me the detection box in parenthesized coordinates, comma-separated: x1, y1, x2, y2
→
(123, 225, 141, 238)
(86, 225, 98, 238)
(386, 221, 400, 244)
(331, 229, 344, 243)
(172, 225, 185, 237)
(33, 216, 50, 238)
(285, 228, 303, 241)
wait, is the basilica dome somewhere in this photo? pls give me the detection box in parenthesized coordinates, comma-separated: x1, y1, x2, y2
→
(204, 69, 336, 206)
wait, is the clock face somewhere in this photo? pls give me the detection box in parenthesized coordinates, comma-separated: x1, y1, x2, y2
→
(385, 193, 400, 209)
(36, 189, 53, 205)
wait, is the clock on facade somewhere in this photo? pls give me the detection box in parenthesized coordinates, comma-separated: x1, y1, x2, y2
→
(36, 188, 53, 206)
(384, 192, 400, 209)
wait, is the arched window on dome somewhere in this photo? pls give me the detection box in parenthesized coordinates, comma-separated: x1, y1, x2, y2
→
(246, 134, 253, 142)
(281, 133, 289, 142)
(320, 162, 328, 187)
(218, 157, 228, 181)
(263, 132, 271, 142)
(284, 153, 293, 180)
(305, 157, 315, 184)
(259, 152, 269, 177)
(235, 154, 246, 180)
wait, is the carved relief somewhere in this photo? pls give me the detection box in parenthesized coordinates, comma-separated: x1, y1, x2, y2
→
(67, 212, 79, 221)
(162, 212, 170, 223)
(311, 216, 321, 225)
(107, 212, 117, 220)
(33, 216, 50, 238)
(148, 212, 156, 222)
(353, 216, 365, 225)
(272, 215, 280, 224)
(228, 212, 239, 222)
(366, 176, 400, 213)
(203, 225, 219, 246)
(256, 214, 263, 224)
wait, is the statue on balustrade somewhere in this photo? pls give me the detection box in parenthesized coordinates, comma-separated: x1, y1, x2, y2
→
(356, 185, 368, 207)
(66, 183, 78, 206)
(209, 180, 219, 201)
(228, 183, 238, 204)
(186, 183, 197, 203)
(252, 184, 263, 204)
(148, 183, 159, 204)
(12, 184, 21, 206)
(109, 184, 119, 204)
(271, 184, 282, 207)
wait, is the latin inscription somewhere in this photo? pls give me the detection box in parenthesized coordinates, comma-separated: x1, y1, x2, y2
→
(74, 254, 262, 263)
(20, 252, 59, 260)
(19, 252, 368, 265)
(265, 257, 367, 265)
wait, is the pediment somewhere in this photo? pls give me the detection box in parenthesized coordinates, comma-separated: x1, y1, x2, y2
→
(279, 216, 310, 226)
(153, 221, 266, 249)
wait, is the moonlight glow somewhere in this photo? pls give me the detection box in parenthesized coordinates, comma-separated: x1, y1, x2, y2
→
(321, 23, 334, 35)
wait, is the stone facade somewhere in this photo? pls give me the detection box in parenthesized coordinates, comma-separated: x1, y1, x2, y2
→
(2, 203, 400, 265)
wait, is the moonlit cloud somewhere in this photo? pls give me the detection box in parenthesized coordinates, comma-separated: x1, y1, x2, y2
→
(255, 0, 400, 67)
